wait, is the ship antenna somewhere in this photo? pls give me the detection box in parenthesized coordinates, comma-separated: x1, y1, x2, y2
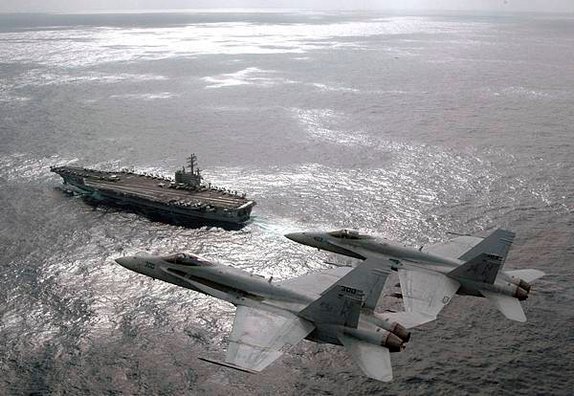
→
(187, 154, 198, 174)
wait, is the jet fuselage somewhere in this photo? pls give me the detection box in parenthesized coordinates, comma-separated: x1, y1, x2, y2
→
(285, 231, 521, 300)
(116, 254, 311, 312)
(116, 253, 410, 350)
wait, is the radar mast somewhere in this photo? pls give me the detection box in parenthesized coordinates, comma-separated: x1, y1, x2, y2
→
(187, 154, 199, 175)
(175, 153, 202, 188)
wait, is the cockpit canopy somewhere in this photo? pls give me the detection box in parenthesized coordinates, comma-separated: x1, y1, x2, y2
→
(328, 229, 370, 240)
(162, 253, 214, 267)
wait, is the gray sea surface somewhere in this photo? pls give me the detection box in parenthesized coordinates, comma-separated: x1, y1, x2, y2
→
(1, 10, 573, 395)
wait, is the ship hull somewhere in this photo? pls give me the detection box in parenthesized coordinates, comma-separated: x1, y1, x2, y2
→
(53, 166, 255, 229)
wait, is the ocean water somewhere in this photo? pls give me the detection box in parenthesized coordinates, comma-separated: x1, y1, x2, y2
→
(1, 10, 573, 395)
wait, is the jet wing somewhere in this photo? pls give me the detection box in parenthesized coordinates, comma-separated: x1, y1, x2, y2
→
(277, 267, 352, 299)
(398, 269, 460, 319)
(422, 235, 484, 259)
(423, 229, 515, 262)
(225, 306, 315, 372)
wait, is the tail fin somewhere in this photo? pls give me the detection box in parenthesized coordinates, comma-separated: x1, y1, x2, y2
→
(299, 257, 392, 326)
(299, 285, 363, 328)
(328, 257, 390, 311)
(448, 253, 503, 284)
(458, 228, 515, 262)
(481, 290, 527, 322)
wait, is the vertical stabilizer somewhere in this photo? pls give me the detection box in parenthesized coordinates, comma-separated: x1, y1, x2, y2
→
(325, 257, 390, 311)
(448, 253, 503, 284)
(299, 285, 364, 328)
(458, 228, 515, 262)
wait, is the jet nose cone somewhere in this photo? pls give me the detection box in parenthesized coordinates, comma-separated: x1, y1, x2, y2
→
(285, 232, 324, 249)
(285, 232, 307, 244)
(115, 256, 137, 270)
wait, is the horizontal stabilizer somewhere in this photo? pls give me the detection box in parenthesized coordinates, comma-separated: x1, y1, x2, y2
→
(481, 290, 527, 322)
(198, 357, 257, 374)
(505, 269, 545, 283)
(448, 253, 502, 284)
(338, 333, 393, 382)
(378, 311, 436, 329)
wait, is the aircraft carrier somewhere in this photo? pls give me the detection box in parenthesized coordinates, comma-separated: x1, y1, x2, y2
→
(51, 155, 255, 228)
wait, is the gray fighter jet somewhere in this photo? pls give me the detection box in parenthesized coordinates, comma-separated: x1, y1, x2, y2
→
(115, 252, 426, 382)
(285, 229, 544, 324)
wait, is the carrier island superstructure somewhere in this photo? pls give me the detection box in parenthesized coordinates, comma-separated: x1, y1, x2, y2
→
(51, 155, 255, 227)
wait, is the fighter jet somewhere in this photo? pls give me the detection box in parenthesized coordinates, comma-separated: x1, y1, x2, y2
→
(115, 252, 426, 382)
(285, 228, 544, 324)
